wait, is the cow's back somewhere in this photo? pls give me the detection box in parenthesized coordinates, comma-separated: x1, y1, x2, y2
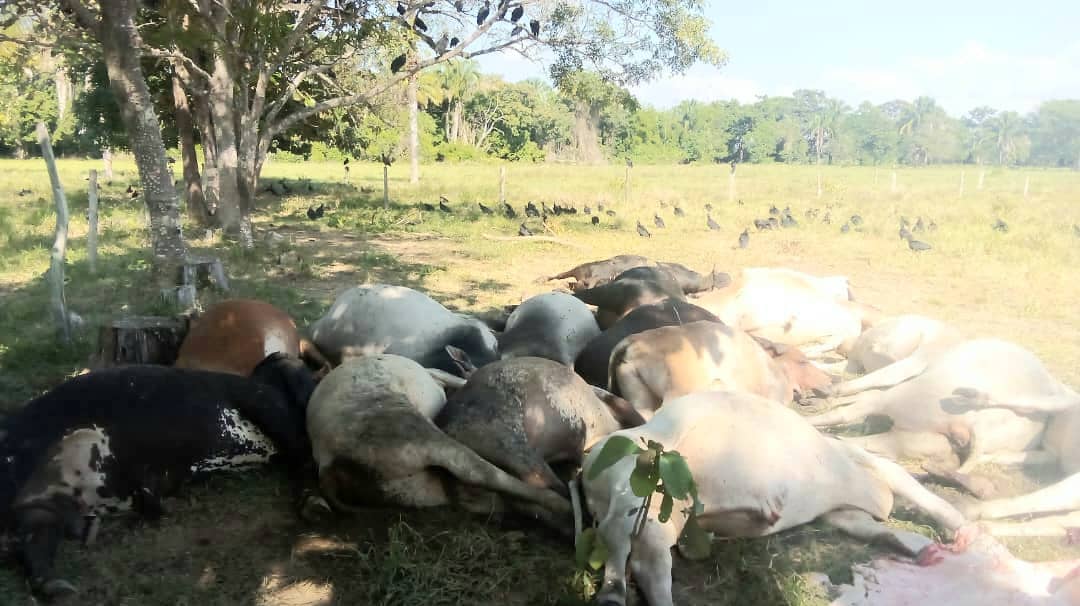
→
(175, 299, 300, 375)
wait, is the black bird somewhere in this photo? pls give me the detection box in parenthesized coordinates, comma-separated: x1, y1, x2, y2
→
(704, 203, 713, 212)
(673, 206, 686, 217)
(17, 188, 32, 196)
(738, 229, 749, 249)
(439, 200, 453, 213)
(511, 25, 523, 36)
(850, 214, 864, 227)
(449, 37, 460, 48)
(525, 201, 539, 218)
(584, 205, 592, 215)
(636, 221, 651, 238)
(503, 202, 517, 219)
(306, 203, 324, 220)
(477, 2, 489, 24)
(753, 218, 769, 231)
(413, 16, 427, 31)
(707, 214, 720, 231)
(454, 0, 464, 10)
(899, 225, 912, 240)
(653, 213, 666, 229)
(591, 215, 600, 226)
(780, 213, 797, 228)
(420, 202, 437, 212)
(434, 34, 449, 54)
(511, 5, 523, 21)
(768, 217, 779, 230)
(397, 2, 406, 15)
(479, 202, 494, 215)
(125, 185, 135, 194)
(913, 217, 925, 232)
(390, 54, 407, 73)
(605, 209, 616, 217)
(129, 188, 139, 199)
(906, 235, 932, 252)
(518, 223, 533, 237)
(993, 218, 1009, 232)
(769, 205, 779, 216)
(343, 157, 350, 167)
(529, 19, 540, 36)
(840, 222, 850, 233)
(306, 180, 315, 192)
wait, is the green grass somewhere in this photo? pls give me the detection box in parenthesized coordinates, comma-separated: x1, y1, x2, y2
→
(1, 158, 1079, 605)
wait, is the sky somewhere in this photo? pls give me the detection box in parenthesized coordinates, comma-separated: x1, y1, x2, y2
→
(476, 0, 1080, 117)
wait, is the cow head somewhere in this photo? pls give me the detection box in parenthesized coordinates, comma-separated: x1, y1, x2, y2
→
(251, 352, 317, 411)
(752, 337, 834, 402)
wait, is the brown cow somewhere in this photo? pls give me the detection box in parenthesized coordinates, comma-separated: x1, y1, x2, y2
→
(174, 299, 329, 377)
(607, 320, 832, 417)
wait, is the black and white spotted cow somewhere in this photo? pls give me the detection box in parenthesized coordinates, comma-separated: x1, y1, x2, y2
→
(0, 353, 319, 599)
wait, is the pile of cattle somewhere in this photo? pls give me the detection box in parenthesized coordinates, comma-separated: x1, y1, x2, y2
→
(1, 255, 1078, 603)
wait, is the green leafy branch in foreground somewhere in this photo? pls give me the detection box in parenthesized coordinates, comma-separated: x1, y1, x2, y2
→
(576, 436, 712, 572)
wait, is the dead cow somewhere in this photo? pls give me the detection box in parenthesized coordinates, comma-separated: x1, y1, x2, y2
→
(540, 255, 650, 291)
(306, 354, 572, 529)
(831, 314, 964, 391)
(608, 320, 832, 417)
(498, 292, 600, 365)
(692, 267, 882, 357)
(436, 357, 644, 499)
(578, 390, 965, 606)
(805, 339, 1068, 475)
(575, 267, 687, 329)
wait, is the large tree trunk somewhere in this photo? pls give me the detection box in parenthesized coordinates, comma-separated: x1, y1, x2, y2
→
(171, 71, 208, 226)
(408, 72, 420, 184)
(99, 0, 186, 281)
(207, 53, 248, 244)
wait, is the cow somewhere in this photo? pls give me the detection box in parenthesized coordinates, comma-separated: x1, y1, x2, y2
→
(607, 320, 833, 416)
(691, 267, 882, 358)
(574, 267, 687, 329)
(804, 339, 1066, 475)
(653, 262, 730, 295)
(0, 354, 320, 599)
(539, 255, 650, 291)
(574, 300, 721, 389)
(306, 354, 573, 531)
(946, 383, 1080, 537)
(436, 357, 644, 500)
(307, 284, 499, 376)
(498, 292, 600, 365)
(829, 314, 964, 391)
(577, 390, 965, 606)
(174, 298, 331, 377)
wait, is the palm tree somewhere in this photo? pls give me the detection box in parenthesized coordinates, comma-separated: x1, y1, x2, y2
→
(990, 111, 1024, 165)
(437, 60, 480, 143)
(897, 96, 939, 164)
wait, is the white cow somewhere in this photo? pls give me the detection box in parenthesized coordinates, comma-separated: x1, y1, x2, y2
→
(691, 268, 881, 358)
(578, 390, 965, 606)
(837, 314, 964, 378)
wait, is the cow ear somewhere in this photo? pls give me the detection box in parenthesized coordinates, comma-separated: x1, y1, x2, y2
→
(751, 335, 787, 357)
(445, 345, 476, 377)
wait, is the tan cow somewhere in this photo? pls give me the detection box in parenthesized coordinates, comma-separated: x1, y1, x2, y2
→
(577, 390, 965, 606)
(607, 320, 832, 416)
(692, 268, 882, 358)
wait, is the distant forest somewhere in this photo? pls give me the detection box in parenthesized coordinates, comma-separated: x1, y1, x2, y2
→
(5, 51, 1079, 168)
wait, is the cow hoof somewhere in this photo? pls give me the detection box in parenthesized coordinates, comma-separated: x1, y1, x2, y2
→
(300, 495, 333, 523)
(40, 578, 78, 599)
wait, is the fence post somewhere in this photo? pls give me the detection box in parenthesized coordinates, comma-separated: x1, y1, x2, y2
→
(36, 122, 72, 344)
(977, 169, 985, 190)
(624, 165, 631, 206)
(1023, 176, 1030, 199)
(499, 165, 506, 205)
(383, 165, 390, 209)
(88, 169, 99, 274)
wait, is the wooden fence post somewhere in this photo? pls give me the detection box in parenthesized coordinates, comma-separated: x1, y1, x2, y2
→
(977, 169, 985, 190)
(499, 165, 506, 205)
(102, 147, 113, 180)
(37, 122, 72, 344)
(383, 165, 390, 209)
(624, 165, 631, 206)
(1023, 176, 1030, 199)
(88, 169, 99, 274)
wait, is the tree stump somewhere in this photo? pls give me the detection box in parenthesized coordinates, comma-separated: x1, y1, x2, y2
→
(177, 256, 230, 292)
(96, 316, 190, 367)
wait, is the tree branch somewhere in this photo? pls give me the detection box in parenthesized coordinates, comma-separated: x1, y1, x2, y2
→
(57, 0, 100, 36)
(0, 31, 96, 50)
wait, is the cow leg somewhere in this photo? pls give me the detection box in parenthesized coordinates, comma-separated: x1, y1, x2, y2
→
(821, 509, 933, 556)
(594, 503, 636, 606)
(628, 520, 679, 606)
(613, 364, 661, 418)
(842, 431, 959, 468)
(13, 499, 81, 599)
(804, 392, 884, 427)
(828, 355, 929, 397)
(968, 472, 1080, 520)
(963, 449, 1058, 469)
(977, 511, 1080, 537)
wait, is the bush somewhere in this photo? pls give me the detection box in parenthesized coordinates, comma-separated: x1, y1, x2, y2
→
(308, 141, 348, 162)
(435, 142, 484, 162)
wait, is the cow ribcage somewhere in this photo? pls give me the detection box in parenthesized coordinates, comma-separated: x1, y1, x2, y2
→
(191, 408, 278, 475)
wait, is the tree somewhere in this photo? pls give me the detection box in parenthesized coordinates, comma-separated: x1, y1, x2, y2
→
(989, 110, 1027, 165)
(963, 106, 997, 165)
(558, 70, 638, 163)
(0, 17, 60, 156)
(1029, 100, 1080, 169)
(437, 59, 481, 145)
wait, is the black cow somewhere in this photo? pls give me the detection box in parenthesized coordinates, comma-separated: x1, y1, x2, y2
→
(574, 299, 721, 388)
(574, 266, 687, 329)
(0, 354, 319, 599)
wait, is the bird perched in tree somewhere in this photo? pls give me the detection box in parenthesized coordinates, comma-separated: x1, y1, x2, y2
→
(503, 202, 517, 219)
(518, 223, 532, 237)
(769, 205, 779, 216)
(653, 213, 666, 229)
(673, 206, 686, 217)
(397, 2, 406, 15)
(390, 54, 407, 73)
(449, 36, 460, 48)
(840, 222, 850, 233)
(439, 198, 453, 213)
(306, 203, 325, 220)
(591, 215, 600, 226)
(850, 214, 864, 227)
(993, 218, 1009, 232)
(529, 19, 540, 36)
(434, 34, 449, 54)
(479, 202, 494, 215)
(454, 0, 464, 10)
(511, 5, 523, 21)
(413, 16, 427, 31)
(636, 221, 651, 238)
(707, 214, 720, 231)
(477, 2, 490, 24)
(906, 234, 932, 251)
(738, 229, 749, 249)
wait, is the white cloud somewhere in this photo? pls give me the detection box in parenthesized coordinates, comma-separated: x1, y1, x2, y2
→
(630, 66, 769, 108)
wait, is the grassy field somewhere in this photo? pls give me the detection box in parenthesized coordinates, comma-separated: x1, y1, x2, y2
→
(1, 157, 1079, 604)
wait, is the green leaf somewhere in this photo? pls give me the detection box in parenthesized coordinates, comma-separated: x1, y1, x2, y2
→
(587, 436, 643, 480)
(658, 493, 674, 523)
(658, 451, 695, 500)
(677, 514, 713, 561)
(574, 528, 608, 571)
(629, 465, 659, 498)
